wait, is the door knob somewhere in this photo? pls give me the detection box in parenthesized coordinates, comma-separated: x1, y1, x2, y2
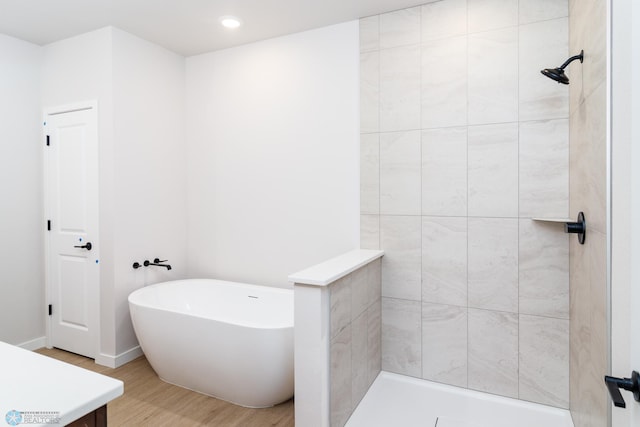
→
(74, 242, 92, 251)
(604, 371, 640, 408)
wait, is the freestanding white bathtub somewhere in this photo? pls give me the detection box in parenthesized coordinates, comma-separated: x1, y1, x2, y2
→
(128, 279, 294, 408)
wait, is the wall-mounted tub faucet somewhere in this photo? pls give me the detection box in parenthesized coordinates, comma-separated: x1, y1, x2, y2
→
(133, 258, 172, 270)
(144, 258, 172, 270)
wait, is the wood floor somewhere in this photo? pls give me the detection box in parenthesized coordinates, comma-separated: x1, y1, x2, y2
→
(35, 348, 294, 427)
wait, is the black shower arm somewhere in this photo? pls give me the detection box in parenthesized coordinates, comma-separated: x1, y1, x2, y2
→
(559, 50, 584, 70)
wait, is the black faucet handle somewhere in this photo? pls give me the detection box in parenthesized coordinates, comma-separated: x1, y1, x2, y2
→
(605, 371, 640, 408)
(154, 258, 168, 263)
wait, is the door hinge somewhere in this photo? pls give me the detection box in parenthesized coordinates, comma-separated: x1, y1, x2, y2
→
(48, 304, 52, 316)
(46, 135, 50, 146)
(47, 220, 51, 231)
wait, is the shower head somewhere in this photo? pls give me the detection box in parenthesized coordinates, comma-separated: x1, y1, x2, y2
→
(541, 67, 569, 84)
(541, 50, 584, 84)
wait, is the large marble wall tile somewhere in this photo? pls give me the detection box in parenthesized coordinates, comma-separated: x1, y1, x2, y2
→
(519, 220, 569, 318)
(366, 259, 382, 308)
(569, 234, 590, 427)
(360, 214, 380, 250)
(468, 28, 518, 125)
(468, 218, 518, 313)
(568, 0, 585, 114)
(422, 217, 467, 307)
(519, 0, 568, 24)
(583, 82, 607, 235)
(519, 19, 569, 121)
(380, 215, 422, 301)
(468, 0, 518, 34)
(468, 309, 519, 398)
(351, 311, 369, 407)
(380, 45, 421, 132)
(422, 127, 467, 216)
(519, 315, 570, 408)
(360, 133, 379, 214)
(382, 297, 422, 377)
(331, 275, 352, 339)
(380, 131, 421, 215)
(582, 0, 607, 102)
(331, 325, 352, 427)
(360, 15, 380, 53)
(367, 299, 382, 385)
(422, 0, 467, 42)
(360, 52, 380, 134)
(570, 82, 607, 235)
(468, 123, 518, 217)
(422, 36, 467, 129)
(588, 230, 608, 427)
(351, 265, 370, 321)
(422, 303, 467, 387)
(519, 119, 569, 218)
(379, 7, 421, 49)
(569, 97, 587, 219)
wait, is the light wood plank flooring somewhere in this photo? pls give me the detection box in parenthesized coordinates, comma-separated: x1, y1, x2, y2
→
(35, 348, 294, 427)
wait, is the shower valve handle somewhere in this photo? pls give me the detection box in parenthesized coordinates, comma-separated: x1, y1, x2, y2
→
(604, 371, 640, 408)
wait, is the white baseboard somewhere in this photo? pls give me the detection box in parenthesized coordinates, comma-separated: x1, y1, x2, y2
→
(18, 336, 47, 351)
(95, 346, 144, 368)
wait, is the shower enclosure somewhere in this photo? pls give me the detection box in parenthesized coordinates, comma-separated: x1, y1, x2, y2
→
(355, 0, 610, 426)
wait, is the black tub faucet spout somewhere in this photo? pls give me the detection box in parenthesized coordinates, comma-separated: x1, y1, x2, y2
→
(144, 258, 172, 270)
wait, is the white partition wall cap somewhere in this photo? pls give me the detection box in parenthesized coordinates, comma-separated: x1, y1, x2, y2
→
(288, 249, 384, 286)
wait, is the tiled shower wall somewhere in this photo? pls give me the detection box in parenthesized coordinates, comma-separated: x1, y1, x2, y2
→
(568, 0, 609, 425)
(360, 0, 571, 408)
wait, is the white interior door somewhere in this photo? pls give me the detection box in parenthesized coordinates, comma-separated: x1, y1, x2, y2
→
(45, 105, 99, 359)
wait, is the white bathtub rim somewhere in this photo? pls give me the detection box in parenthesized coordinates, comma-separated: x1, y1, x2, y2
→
(129, 278, 293, 299)
(131, 303, 293, 331)
(128, 278, 294, 330)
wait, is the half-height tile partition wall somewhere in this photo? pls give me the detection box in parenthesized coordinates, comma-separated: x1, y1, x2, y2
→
(291, 250, 383, 427)
(360, 0, 570, 409)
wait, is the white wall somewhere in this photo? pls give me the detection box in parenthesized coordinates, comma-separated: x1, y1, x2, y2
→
(0, 34, 43, 347)
(111, 28, 187, 355)
(186, 21, 360, 288)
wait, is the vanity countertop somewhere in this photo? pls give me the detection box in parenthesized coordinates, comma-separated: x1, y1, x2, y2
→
(0, 341, 123, 426)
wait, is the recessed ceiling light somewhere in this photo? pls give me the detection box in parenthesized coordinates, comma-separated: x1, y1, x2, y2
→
(220, 16, 242, 29)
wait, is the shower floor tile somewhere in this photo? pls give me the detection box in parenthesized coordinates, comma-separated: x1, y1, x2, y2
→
(346, 372, 574, 427)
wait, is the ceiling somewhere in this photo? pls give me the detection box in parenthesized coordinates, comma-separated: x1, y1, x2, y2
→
(0, 0, 429, 57)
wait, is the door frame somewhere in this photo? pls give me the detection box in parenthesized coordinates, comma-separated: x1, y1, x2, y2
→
(610, 0, 640, 425)
(43, 100, 100, 357)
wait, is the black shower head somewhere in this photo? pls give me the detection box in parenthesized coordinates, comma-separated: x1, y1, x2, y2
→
(541, 50, 584, 85)
(541, 67, 569, 85)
